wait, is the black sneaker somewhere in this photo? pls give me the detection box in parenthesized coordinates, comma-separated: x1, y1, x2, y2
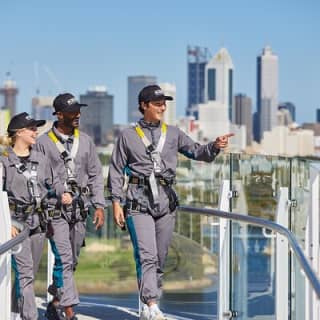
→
(45, 302, 64, 320)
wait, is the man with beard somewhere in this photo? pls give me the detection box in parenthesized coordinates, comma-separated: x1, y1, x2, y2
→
(36, 93, 105, 320)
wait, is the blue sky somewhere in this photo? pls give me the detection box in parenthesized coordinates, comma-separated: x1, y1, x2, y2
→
(0, 0, 319, 124)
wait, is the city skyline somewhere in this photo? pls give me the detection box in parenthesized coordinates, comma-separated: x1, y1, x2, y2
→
(0, 0, 319, 125)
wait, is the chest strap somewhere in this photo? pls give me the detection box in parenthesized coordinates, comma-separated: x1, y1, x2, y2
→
(48, 128, 80, 186)
(14, 161, 41, 209)
(135, 123, 167, 205)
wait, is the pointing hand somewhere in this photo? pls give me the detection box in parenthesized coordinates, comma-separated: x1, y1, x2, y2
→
(214, 133, 234, 149)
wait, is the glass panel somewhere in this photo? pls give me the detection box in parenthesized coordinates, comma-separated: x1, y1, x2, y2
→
(230, 154, 291, 319)
(168, 154, 230, 319)
(32, 153, 320, 319)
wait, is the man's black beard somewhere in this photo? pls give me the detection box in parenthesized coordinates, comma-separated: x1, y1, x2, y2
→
(62, 117, 79, 128)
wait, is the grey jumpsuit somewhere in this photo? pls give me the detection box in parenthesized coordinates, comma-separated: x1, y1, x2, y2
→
(108, 119, 219, 304)
(1, 147, 64, 320)
(36, 123, 105, 308)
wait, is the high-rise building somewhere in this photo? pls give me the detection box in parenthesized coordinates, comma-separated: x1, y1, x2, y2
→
(128, 75, 157, 124)
(279, 102, 296, 122)
(205, 47, 233, 120)
(159, 82, 176, 125)
(80, 86, 114, 146)
(256, 46, 278, 142)
(317, 109, 320, 123)
(32, 96, 55, 121)
(186, 46, 210, 119)
(198, 47, 233, 140)
(234, 94, 253, 146)
(0, 75, 18, 116)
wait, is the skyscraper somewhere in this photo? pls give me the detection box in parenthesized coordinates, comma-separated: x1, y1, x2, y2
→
(32, 96, 55, 121)
(256, 46, 278, 142)
(234, 94, 253, 146)
(0, 74, 18, 116)
(80, 86, 114, 145)
(317, 108, 320, 123)
(278, 102, 296, 122)
(205, 47, 233, 120)
(198, 47, 233, 140)
(128, 75, 157, 124)
(186, 46, 210, 119)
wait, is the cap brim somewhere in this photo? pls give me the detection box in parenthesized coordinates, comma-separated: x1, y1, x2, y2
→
(147, 95, 173, 102)
(52, 103, 88, 115)
(34, 120, 46, 127)
(28, 119, 46, 127)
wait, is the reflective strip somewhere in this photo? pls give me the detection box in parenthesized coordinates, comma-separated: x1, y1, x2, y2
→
(49, 238, 64, 289)
(126, 216, 142, 280)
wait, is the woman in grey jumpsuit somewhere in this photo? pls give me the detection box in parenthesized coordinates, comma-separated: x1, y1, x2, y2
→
(0, 112, 72, 320)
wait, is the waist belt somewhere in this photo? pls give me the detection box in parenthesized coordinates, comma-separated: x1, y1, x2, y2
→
(129, 176, 175, 187)
(9, 202, 36, 214)
(125, 199, 147, 212)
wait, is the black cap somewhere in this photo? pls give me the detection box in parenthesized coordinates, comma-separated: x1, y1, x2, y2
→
(138, 85, 173, 103)
(7, 112, 46, 133)
(52, 93, 88, 115)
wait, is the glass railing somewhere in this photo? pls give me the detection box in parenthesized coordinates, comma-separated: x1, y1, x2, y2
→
(30, 153, 320, 319)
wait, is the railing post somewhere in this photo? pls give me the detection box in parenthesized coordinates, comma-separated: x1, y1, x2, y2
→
(305, 165, 320, 320)
(47, 242, 54, 302)
(0, 162, 12, 320)
(218, 180, 231, 319)
(275, 187, 289, 320)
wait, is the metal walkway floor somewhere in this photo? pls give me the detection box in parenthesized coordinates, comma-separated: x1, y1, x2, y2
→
(36, 297, 183, 320)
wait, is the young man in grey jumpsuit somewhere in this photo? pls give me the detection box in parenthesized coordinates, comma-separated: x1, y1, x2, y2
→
(0, 112, 71, 320)
(36, 93, 105, 320)
(108, 85, 233, 320)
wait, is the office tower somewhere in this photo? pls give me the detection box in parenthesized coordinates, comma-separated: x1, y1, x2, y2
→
(128, 75, 157, 123)
(256, 46, 278, 142)
(279, 102, 296, 122)
(317, 109, 320, 123)
(198, 47, 233, 140)
(234, 94, 253, 146)
(186, 46, 210, 119)
(205, 47, 233, 120)
(80, 86, 114, 145)
(159, 82, 176, 125)
(0, 75, 18, 116)
(32, 96, 55, 121)
(277, 108, 293, 126)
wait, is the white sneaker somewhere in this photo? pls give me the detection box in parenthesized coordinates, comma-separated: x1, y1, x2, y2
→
(149, 307, 166, 320)
(140, 304, 150, 320)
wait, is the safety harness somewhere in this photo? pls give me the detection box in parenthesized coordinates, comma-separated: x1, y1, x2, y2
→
(14, 161, 41, 210)
(48, 128, 79, 186)
(134, 122, 167, 205)
(48, 128, 88, 222)
(11, 159, 54, 235)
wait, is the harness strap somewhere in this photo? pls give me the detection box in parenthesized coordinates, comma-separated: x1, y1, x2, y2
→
(14, 161, 41, 209)
(48, 128, 80, 188)
(134, 123, 167, 205)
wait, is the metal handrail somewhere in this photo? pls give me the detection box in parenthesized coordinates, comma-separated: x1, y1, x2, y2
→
(0, 219, 30, 255)
(178, 205, 320, 299)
